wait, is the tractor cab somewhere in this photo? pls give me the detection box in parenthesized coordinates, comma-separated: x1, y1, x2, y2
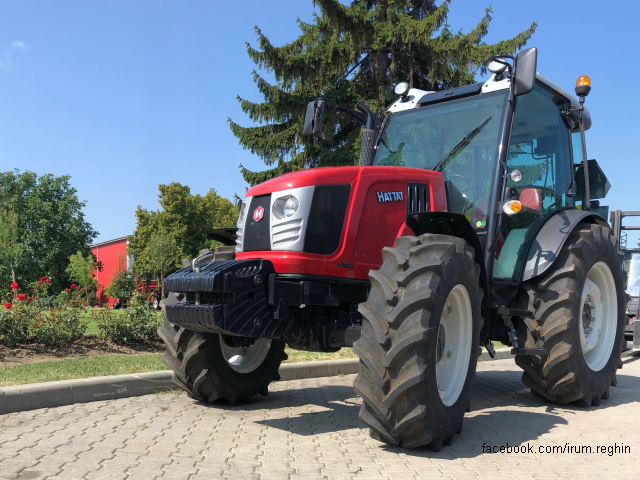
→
(373, 65, 607, 285)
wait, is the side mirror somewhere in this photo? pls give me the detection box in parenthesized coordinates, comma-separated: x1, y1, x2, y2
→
(303, 99, 325, 136)
(513, 47, 537, 97)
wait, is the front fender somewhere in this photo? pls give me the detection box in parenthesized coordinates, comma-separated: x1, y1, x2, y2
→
(406, 212, 487, 293)
(521, 209, 609, 282)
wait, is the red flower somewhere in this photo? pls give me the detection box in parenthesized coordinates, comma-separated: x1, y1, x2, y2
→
(70, 284, 76, 289)
(65, 288, 70, 293)
(40, 276, 46, 281)
(37, 281, 42, 286)
(46, 280, 51, 284)
(10, 282, 18, 290)
(4, 302, 11, 309)
(17, 293, 25, 301)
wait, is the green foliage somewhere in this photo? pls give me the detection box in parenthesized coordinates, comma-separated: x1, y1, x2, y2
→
(128, 183, 238, 278)
(0, 170, 98, 293)
(29, 308, 87, 347)
(0, 206, 22, 285)
(146, 233, 177, 277)
(104, 265, 137, 303)
(0, 303, 32, 346)
(66, 251, 99, 306)
(94, 293, 162, 343)
(231, 0, 537, 185)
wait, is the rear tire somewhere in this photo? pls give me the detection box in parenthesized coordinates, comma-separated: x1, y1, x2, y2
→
(515, 223, 626, 405)
(354, 234, 483, 449)
(158, 292, 287, 405)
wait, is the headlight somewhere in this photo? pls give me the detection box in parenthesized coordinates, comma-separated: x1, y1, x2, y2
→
(273, 195, 299, 219)
(509, 169, 523, 183)
(284, 196, 299, 217)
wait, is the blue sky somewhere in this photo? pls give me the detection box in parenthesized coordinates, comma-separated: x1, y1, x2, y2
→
(1, 0, 639, 245)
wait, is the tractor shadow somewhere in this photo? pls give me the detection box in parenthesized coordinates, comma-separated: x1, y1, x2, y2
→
(193, 362, 639, 458)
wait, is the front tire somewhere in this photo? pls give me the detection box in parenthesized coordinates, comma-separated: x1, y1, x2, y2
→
(354, 235, 483, 449)
(158, 292, 287, 405)
(516, 223, 626, 405)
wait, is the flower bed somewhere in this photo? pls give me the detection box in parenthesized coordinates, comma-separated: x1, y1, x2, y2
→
(0, 280, 161, 348)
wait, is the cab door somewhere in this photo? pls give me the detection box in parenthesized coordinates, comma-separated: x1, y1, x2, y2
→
(493, 82, 574, 283)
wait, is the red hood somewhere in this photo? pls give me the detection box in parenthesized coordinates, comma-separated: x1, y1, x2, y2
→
(246, 166, 443, 197)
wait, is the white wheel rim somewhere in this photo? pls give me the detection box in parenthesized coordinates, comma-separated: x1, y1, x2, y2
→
(580, 262, 617, 372)
(436, 284, 473, 406)
(219, 336, 271, 374)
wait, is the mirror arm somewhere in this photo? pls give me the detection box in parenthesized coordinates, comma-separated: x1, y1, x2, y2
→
(316, 97, 372, 127)
(356, 100, 375, 129)
(335, 105, 368, 126)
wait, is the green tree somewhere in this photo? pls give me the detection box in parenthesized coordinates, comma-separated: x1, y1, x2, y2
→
(146, 233, 177, 299)
(0, 206, 22, 284)
(66, 251, 98, 306)
(230, 0, 536, 185)
(0, 170, 98, 292)
(128, 182, 238, 279)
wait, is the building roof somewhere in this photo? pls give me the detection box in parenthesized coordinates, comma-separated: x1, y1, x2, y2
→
(90, 236, 129, 249)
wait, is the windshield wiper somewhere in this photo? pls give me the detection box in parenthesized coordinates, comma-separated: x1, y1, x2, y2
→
(433, 116, 492, 172)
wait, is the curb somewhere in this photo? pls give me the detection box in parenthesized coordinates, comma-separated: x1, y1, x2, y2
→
(278, 358, 361, 381)
(0, 371, 174, 415)
(0, 350, 513, 415)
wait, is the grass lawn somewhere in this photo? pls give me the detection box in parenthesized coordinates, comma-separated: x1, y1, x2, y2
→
(79, 308, 107, 336)
(0, 354, 166, 387)
(84, 319, 100, 336)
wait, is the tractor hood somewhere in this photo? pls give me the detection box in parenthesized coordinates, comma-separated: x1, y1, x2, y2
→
(246, 165, 446, 196)
(235, 166, 446, 277)
(247, 166, 370, 197)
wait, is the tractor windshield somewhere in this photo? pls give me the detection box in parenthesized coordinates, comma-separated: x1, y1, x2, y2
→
(374, 90, 508, 225)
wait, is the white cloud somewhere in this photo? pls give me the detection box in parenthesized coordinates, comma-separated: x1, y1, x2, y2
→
(0, 40, 31, 70)
(10, 41, 30, 51)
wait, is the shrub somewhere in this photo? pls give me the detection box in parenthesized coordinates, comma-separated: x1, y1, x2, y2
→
(0, 303, 33, 346)
(104, 269, 137, 304)
(94, 293, 162, 343)
(29, 308, 87, 347)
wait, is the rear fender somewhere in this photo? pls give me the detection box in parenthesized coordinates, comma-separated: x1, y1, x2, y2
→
(521, 209, 609, 282)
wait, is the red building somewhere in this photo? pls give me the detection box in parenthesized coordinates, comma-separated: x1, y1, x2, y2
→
(90, 237, 157, 307)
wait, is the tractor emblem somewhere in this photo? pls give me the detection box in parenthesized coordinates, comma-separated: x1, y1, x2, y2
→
(253, 206, 264, 222)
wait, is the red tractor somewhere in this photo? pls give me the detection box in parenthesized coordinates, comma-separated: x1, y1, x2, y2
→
(159, 48, 626, 449)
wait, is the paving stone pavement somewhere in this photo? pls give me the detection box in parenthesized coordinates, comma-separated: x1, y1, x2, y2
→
(1, 355, 640, 480)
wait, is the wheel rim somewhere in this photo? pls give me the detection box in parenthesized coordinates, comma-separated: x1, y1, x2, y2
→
(580, 261, 618, 372)
(219, 336, 272, 374)
(436, 284, 473, 406)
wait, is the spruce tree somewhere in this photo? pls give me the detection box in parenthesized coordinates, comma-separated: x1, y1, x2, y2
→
(229, 0, 536, 186)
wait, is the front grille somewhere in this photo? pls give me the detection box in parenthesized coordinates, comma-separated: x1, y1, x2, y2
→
(271, 218, 303, 247)
(303, 184, 351, 255)
(407, 183, 430, 216)
(243, 194, 272, 252)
